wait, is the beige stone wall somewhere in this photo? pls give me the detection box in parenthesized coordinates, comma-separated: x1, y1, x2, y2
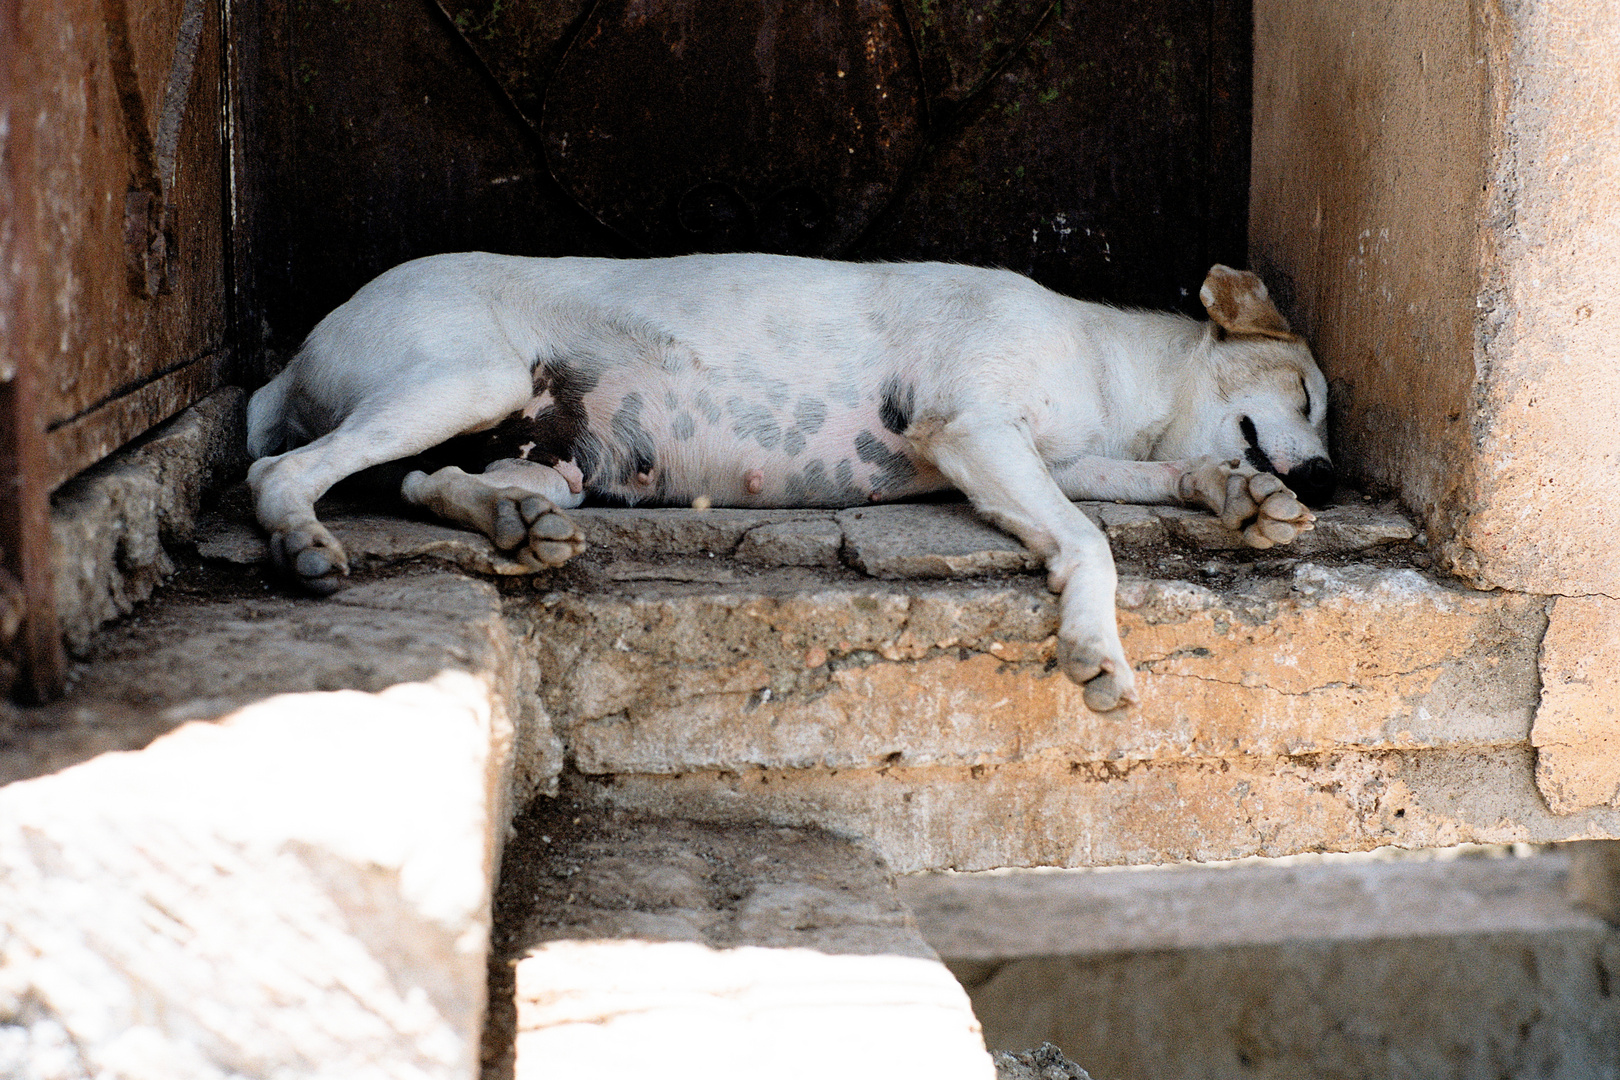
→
(1250, 3, 1488, 539)
(1464, 0, 1620, 597)
(1252, 0, 1620, 815)
(1250, 0, 1620, 599)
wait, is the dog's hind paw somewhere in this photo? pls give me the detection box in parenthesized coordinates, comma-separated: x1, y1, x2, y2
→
(1057, 636, 1139, 712)
(270, 522, 350, 595)
(491, 490, 587, 569)
(1179, 457, 1316, 548)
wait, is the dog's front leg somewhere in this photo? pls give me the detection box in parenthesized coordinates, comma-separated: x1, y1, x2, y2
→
(910, 411, 1137, 712)
(1050, 455, 1315, 549)
(401, 459, 587, 569)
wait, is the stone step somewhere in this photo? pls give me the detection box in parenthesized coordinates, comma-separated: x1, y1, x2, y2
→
(1, 567, 527, 1080)
(936, 855, 1620, 1079)
(486, 802, 995, 1080)
(501, 501, 1615, 871)
(191, 496, 1620, 873)
(12, 489, 1620, 1077)
(898, 848, 1605, 961)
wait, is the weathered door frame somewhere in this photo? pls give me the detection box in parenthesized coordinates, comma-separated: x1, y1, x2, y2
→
(1, 0, 68, 702)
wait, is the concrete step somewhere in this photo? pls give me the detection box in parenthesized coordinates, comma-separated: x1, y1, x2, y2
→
(10, 486, 1619, 1077)
(501, 501, 1612, 872)
(485, 802, 995, 1080)
(906, 849, 1620, 1080)
(192, 495, 1620, 872)
(1, 565, 527, 1080)
(899, 847, 1607, 961)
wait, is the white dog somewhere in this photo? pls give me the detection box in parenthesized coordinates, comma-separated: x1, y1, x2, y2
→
(247, 253, 1332, 712)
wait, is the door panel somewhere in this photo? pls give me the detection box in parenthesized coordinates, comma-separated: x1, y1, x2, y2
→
(23, 0, 229, 489)
(243, 0, 1249, 347)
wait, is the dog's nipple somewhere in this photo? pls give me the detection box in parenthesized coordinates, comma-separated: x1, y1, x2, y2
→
(554, 458, 584, 495)
(634, 468, 656, 488)
(745, 468, 765, 495)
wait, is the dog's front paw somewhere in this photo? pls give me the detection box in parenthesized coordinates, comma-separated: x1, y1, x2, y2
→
(1242, 480, 1314, 549)
(491, 490, 587, 569)
(1179, 457, 1316, 548)
(1057, 635, 1139, 712)
(270, 522, 350, 594)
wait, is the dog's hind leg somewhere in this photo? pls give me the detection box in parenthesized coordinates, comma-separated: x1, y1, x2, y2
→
(909, 410, 1137, 712)
(401, 459, 586, 569)
(248, 377, 540, 592)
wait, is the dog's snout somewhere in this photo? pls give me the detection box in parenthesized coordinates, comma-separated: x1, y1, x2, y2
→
(1284, 456, 1336, 508)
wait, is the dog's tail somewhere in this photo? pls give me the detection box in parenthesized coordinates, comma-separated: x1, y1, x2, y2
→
(245, 368, 293, 459)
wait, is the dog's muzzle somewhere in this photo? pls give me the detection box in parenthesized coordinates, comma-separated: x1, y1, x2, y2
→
(1240, 416, 1335, 507)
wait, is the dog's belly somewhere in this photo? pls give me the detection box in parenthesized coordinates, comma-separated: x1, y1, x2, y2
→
(461, 363, 948, 508)
(601, 414, 945, 508)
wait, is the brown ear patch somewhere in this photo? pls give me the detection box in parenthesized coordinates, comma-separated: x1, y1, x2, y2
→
(1199, 265, 1298, 341)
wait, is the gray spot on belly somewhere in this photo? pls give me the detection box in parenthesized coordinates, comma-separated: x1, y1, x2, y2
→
(672, 412, 696, 441)
(778, 396, 826, 459)
(793, 397, 827, 434)
(727, 398, 781, 450)
(609, 392, 658, 485)
(855, 430, 917, 495)
(694, 390, 723, 424)
(879, 377, 915, 436)
(785, 459, 830, 503)
(785, 457, 866, 507)
(832, 376, 863, 410)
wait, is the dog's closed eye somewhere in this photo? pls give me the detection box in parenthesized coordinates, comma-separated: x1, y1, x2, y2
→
(1300, 375, 1312, 419)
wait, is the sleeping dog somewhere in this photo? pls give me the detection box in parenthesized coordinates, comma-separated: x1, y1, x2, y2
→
(247, 254, 1332, 712)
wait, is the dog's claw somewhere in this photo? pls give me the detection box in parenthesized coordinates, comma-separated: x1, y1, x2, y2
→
(270, 523, 350, 594)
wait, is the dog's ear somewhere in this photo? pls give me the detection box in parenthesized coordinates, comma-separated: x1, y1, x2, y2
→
(1199, 265, 1297, 340)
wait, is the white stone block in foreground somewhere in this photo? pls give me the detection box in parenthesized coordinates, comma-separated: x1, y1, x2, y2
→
(0, 672, 509, 1080)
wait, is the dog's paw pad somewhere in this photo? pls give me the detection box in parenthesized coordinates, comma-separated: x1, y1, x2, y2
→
(1240, 488, 1314, 548)
(523, 501, 579, 543)
(491, 491, 586, 568)
(1082, 669, 1138, 713)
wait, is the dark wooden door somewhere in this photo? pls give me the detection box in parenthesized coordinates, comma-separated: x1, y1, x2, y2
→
(238, 0, 1250, 355)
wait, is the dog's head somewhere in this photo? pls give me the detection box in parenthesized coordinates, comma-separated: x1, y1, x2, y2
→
(1157, 265, 1335, 507)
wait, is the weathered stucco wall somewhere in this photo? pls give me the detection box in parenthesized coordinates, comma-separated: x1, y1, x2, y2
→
(1250, 3, 1486, 533)
(1251, 0, 1620, 599)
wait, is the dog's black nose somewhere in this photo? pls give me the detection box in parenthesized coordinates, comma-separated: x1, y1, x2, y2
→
(1284, 456, 1336, 508)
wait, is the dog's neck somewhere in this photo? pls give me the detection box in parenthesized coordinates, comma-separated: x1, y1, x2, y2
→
(1067, 302, 1210, 459)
